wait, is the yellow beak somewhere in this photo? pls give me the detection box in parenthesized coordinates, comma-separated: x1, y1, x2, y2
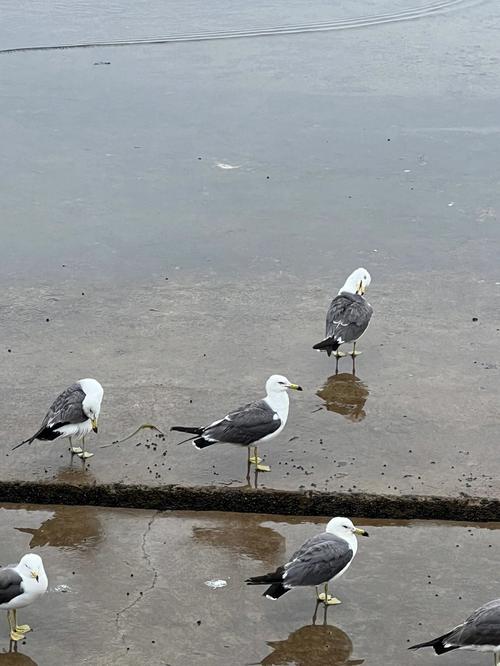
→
(356, 281, 365, 296)
(31, 571, 39, 582)
(288, 383, 303, 391)
(353, 527, 369, 537)
(91, 418, 98, 433)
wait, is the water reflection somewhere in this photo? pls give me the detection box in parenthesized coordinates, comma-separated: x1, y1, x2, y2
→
(260, 623, 363, 666)
(317, 373, 369, 422)
(0, 647, 37, 665)
(15, 505, 102, 550)
(192, 516, 285, 567)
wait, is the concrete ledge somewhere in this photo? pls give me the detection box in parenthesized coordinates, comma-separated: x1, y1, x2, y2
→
(1, 480, 500, 521)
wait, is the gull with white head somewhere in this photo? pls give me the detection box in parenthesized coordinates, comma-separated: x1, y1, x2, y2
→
(13, 378, 104, 460)
(246, 516, 368, 608)
(171, 374, 302, 479)
(0, 553, 48, 642)
(313, 268, 373, 367)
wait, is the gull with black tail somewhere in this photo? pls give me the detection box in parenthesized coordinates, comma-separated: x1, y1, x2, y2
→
(170, 374, 302, 479)
(13, 378, 103, 460)
(409, 598, 500, 664)
(313, 268, 373, 367)
(0, 554, 48, 642)
(245, 516, 368, 608)
(246, 517, 368, 609)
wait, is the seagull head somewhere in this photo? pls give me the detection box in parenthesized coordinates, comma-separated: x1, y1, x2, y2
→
(265, 375, 303, 394)
(18, 553, 45, 584)
(339, 268, 371, 296)
(80, 378, 104, 432)
(326, 516, 369, 539)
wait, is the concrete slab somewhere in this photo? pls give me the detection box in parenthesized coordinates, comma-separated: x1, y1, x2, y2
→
(0, 506, 498, 665)
(1, 0, 500, 511)
(1, 270, 500, 509)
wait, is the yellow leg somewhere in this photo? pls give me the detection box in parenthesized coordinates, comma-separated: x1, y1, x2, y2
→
(70, 436, 83, 455)
(77, 436, 94, 459)
(349, 341, 362, 357)
(248, 446, 270, 472)
(8, 610, 25, 642)
(14, 609, 30, 635)
(317, 583, 342, 605)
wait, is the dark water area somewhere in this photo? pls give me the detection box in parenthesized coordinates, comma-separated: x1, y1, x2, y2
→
(0, 0, 499, 285)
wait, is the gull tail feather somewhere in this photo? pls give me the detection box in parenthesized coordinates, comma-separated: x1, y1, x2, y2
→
(12, 433, 39, 451)
(408, 632, 456, 654)
(312, 337, 340, 355)
(170, 426, 203, 435)
(171, 426, 204, 446)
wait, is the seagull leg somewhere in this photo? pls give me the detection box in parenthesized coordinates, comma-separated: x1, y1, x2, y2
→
(69, 436, 83, 456)
(77, 436, 94, 460)
(317, 583, 342, 605)
(494, 653, 500, 666)
(248, 446, 270, 472)
(8, 610, 25, 642)
(349, 342, 362, 357)
(312, 598, 321, 625)
(13, 610, 31, 635)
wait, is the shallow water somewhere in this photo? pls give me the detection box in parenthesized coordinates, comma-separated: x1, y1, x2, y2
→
(0, 506, 498, 664)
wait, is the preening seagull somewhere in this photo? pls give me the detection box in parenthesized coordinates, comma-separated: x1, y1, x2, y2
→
(246, 517, 368, 606)
(13, 378, 104, 460)
(409, 599, 500, 665)
(313, 268, 373, 363)
(0, 554, 48, 642)
(170, 374, 302, 477)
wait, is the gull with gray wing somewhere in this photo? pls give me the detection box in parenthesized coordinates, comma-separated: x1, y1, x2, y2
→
(0, 554, 48, 642)
(13, 378, 103, 460)
(410, 598, 500, 665)
(171, 374, 302, 478)
(313, 268, 373, 367)
(246, 517, 368, 608)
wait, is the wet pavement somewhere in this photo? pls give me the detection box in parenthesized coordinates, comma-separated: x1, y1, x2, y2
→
(1, 0, 500, 508)
(0, 506, 497, 665)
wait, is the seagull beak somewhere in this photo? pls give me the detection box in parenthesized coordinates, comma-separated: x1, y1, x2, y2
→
(288, 383, 303, 391)
(353, 527, 369, 537)
(31, 571, 39, 582)
(356, 281, 365, 296)
(91, 418, 98, 433)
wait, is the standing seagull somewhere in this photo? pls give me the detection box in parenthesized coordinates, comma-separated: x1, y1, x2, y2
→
(0, 554, 48, 642)
(170, 374, 302, 477)
(246, 517, 368, 606)
(409, 599, 500, 664)
(13, 378, 103, 460)
(313, 268, 373, 365)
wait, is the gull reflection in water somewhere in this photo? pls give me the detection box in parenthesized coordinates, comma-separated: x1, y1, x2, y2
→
(316, 373, 369, 422)
(192, 515, 286, 568)
(260, 622, 364, 666)
(0, 645, 37, 665)
(15, 504, 102, 551)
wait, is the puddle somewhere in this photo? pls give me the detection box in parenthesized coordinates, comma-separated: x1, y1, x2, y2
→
(0, 506, 494, 664)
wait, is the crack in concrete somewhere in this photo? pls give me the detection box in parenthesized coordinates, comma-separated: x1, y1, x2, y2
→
(115, 510, 160, 646)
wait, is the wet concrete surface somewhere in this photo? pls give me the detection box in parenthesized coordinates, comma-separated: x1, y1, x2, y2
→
(0, 506, 498, 665)
(1, 0, 500, 508)
(1, 271, 500, 508)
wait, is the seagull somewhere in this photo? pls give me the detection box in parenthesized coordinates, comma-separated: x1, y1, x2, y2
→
(13, 378, 103, 460)
(170, 374, 302, 477)
(0, 554, 48, 642)
(246, 517, 368, 606)
(409, 599, 500, 664)
(313, 268, 373, 365)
